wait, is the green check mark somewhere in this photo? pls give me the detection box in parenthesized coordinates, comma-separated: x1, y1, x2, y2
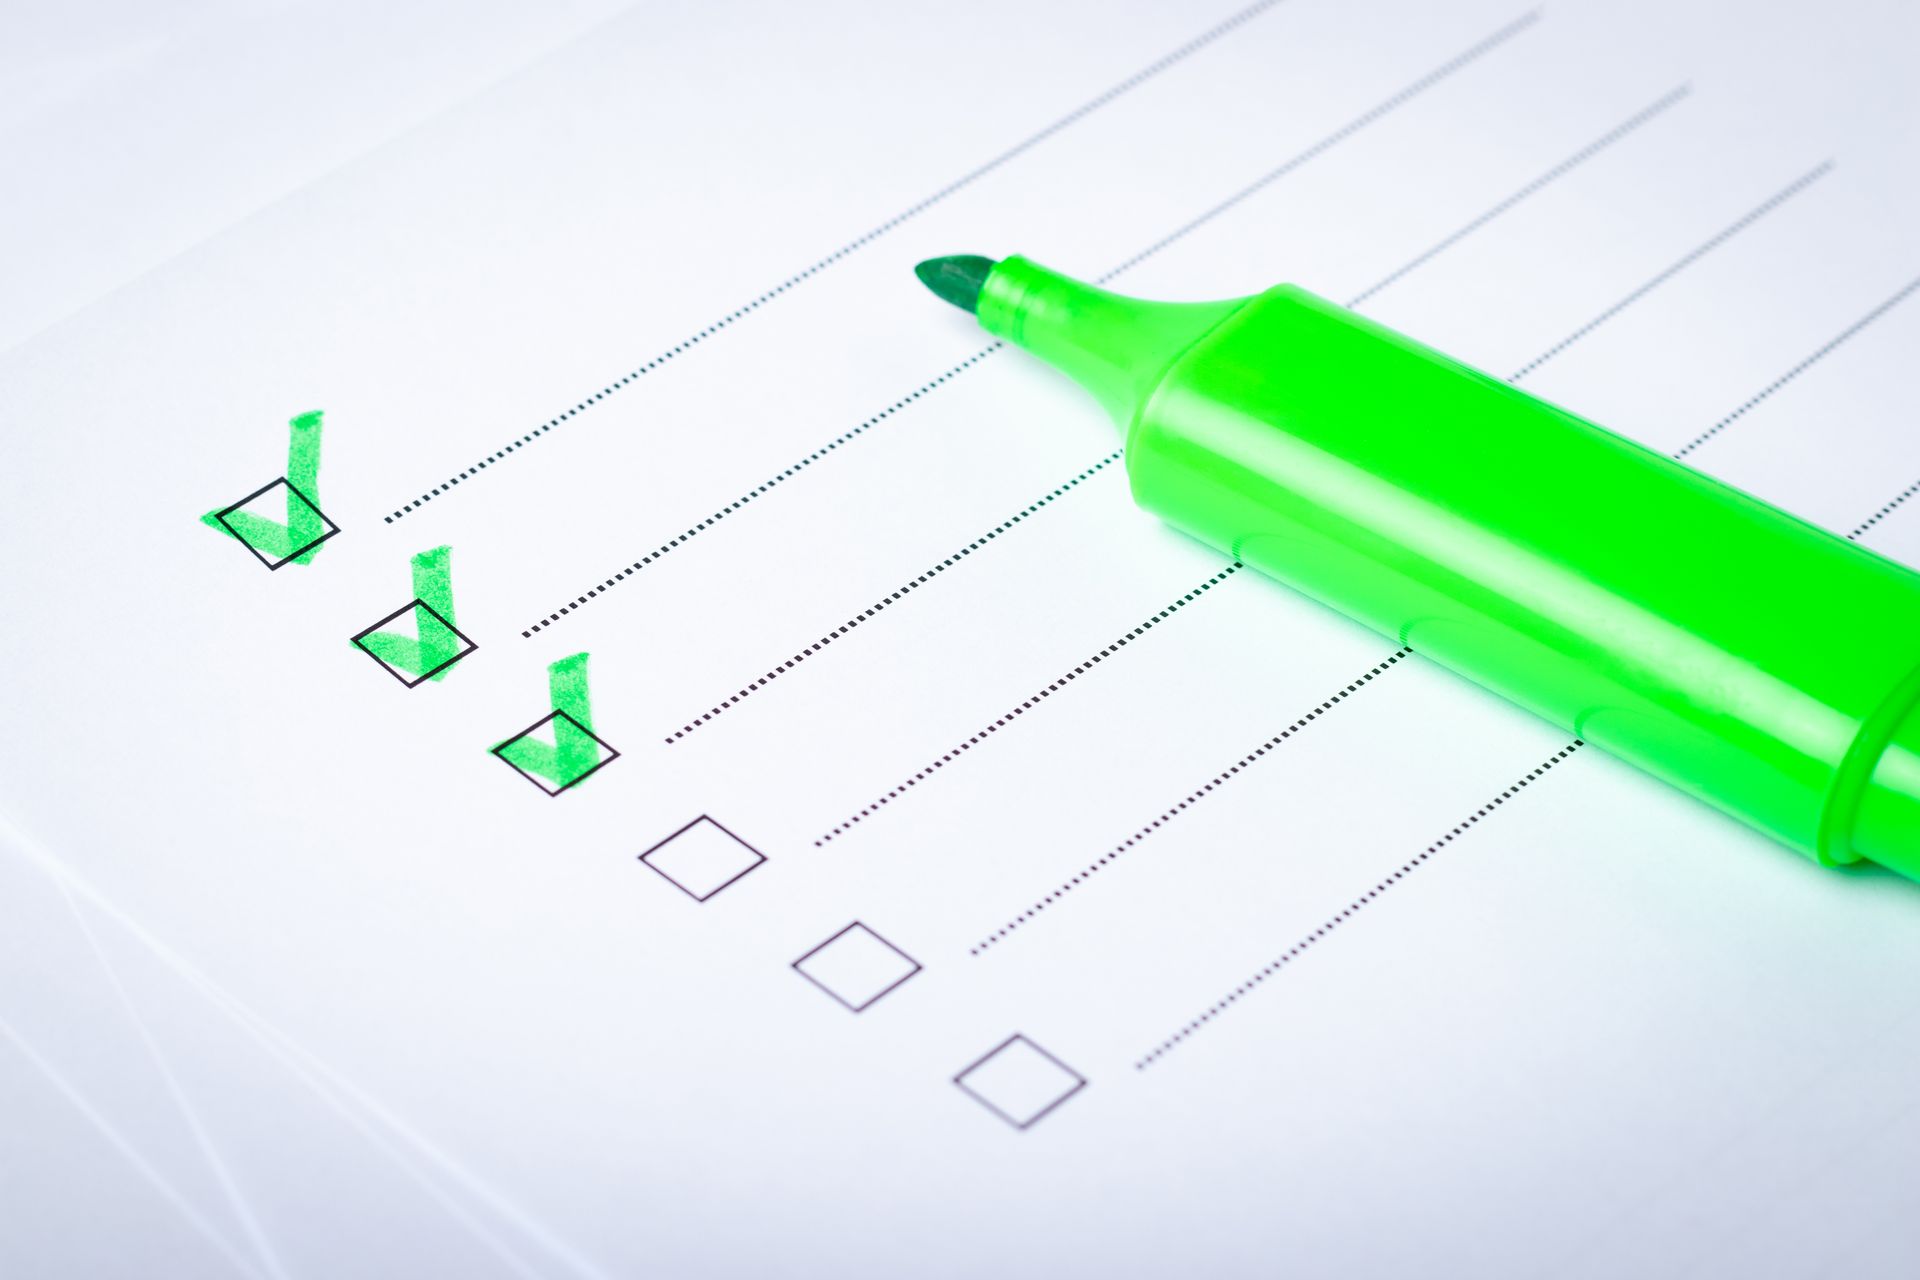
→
(202, 410, 331, 565)
(494, 653, 614, 793)
(352, 546, 471, 684)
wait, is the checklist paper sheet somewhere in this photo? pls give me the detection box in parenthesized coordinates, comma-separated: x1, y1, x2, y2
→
(3, 1, 1919, 1275)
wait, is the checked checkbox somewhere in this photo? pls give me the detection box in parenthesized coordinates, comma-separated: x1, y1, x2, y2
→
(493, 709, 618, 795)
(201, 411, 339, 569)
(491, 653, 618, 796)
(351, 599, 476, 687)
(350, 546, 476, 687)
(211, 476, 340, 569)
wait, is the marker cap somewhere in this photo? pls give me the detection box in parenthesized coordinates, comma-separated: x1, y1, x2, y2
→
(1853, 699, 1920, 878)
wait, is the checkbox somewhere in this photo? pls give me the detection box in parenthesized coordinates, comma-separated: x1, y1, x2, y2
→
(792, 923, 921, 1012)
(211, 477, 340, 569)
(349, 598, 478, 687)
(491, 709, 620, 796)
(953, 1035, 1087, 1130)
(639, 816, 766, 901)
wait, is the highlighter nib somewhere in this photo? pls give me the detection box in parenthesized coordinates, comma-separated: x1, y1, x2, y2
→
(914, 254, 998, 314)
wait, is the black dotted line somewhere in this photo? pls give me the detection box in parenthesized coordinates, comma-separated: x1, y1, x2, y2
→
(519, 345, 1001, 636)
(812, 564, 1244, 846)
(1673, 273, 1920, 460)
(1850, 477, 1920, 542)
(382, 0, 1292, 524)
(969, 649, 1410, 956)
(663, 453, 1125, 742)
(1094, 10, 1541, 287)
(1134, 740, 1584, 1070)
(513, 11, 1543, 637)
(1345, 84, 1690, 308)
(1507, 162, 1833, 384)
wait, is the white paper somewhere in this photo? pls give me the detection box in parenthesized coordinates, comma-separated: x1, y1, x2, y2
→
(4, 1, 1919, 1275)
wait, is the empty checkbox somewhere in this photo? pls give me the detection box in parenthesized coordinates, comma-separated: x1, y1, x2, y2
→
(639, 816, 766, 901)
(953, 1035, 1086, 1130)
(792, 922, 921, 1012)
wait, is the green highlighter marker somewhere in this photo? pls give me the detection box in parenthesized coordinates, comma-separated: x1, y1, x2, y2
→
(915, 254, 1920, 881)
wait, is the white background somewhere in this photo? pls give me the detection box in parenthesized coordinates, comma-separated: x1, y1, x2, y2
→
(2, 2, 1918, 1275)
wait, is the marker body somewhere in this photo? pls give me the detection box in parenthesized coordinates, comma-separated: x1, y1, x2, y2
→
(975, 256, 1920, 879)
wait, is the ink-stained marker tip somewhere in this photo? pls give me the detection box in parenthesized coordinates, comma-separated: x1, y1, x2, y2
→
(914, 255, 997, 314)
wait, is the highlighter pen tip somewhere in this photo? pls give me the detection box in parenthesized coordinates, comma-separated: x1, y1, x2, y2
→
(913, 254, 998, 314)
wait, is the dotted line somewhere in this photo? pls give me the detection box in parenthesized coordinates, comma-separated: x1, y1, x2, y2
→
(383, 0, 1292, 524)
(1850, 477, 1920, 542)
(969, 649, 1410, 956)
(1094, 10, 1541, 286)
(663, 453, 1125, 742)
(1345, 84, 1690, 309)
(1133, 740, 1584, 1070)
(1673, 272, 1920, 459)
(514, 11, 1543, 637)
(812, 564, 1244, 846)
(1506, 161, 1833, 384)
(520, 345, 1001, 636)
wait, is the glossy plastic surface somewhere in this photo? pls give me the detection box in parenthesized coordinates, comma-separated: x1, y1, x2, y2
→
(977, 257, 1920, 878)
